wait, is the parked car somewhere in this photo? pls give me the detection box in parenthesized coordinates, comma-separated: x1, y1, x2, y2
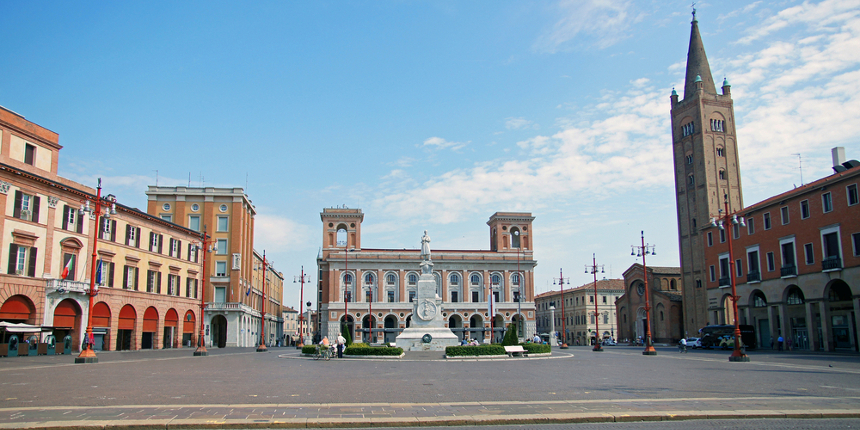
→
(602, 339, 617, 346)
(685, 337, 701, 349)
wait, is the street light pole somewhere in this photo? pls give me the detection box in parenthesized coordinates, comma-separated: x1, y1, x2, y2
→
(516, 233, 522, 340)
(585, 253, 605, 352)
(711, 193, 751, 362)
(257, 251, 269, 352)
(75, 178, 116, 364)
(553, 268, 570, 348)
(294, 266, 310, 348)
(367, 276, 373, 344)
(194, 228, 216, 357)
(632, 231, 657, 355)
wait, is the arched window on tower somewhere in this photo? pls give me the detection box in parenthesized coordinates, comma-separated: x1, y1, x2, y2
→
(716, 147, 725, 157)
(719, 169, 726, 180)
(336, 225, 348, 246)
(511, 227, 521, 249)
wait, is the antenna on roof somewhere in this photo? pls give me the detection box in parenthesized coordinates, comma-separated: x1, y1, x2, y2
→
(793, 153, 804, 185)
(154, 170, 159, 186)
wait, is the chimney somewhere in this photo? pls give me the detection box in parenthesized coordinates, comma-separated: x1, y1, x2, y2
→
(832, 147, 846, 168)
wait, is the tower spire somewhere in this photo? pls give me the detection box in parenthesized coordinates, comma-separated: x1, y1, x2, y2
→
(683, 11, 716, 99)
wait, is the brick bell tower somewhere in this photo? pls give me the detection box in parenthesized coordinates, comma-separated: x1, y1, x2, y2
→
(670, 9, 743, 334)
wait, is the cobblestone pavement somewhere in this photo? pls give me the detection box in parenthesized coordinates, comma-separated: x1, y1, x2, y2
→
(0, 345, 858, 429)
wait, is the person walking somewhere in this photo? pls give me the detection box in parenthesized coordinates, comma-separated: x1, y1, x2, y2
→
(336, 333, 346, 358)
(786, 337, 793, 352)
(777, 335, 784, 351)
(679, 337, 687, 353)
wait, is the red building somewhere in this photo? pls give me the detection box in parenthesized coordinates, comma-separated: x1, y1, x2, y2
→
(702, 148, 860, 351)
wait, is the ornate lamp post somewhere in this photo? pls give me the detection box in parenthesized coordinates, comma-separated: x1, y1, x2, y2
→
(294, 267, 310, 348)
(75, 179, 116, 364)
(342, 247, 355, 340)
(552, 269, 570, 348)
(585, 254, 605, 352)
(632, 231, 657, 355)
(193, 228, 216, 357)
(710, 193, 751, 362)
(256, 251, 271, 352)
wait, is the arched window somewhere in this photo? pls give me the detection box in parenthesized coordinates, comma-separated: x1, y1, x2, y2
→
(512, 273, 520, 285)
(787, 288, 805, 305)
(408, 274, 418, 285)
(719, 169, 726, 180)
(336, 225, 348, 246)
(753, 292, 767, 307)
(670, 279, 677, 290)
(344, 273, 353, 285)
(660, 311, 664, 321)
(451, 273, 460, 285)
(470, 274, 480, 285)
(511, 227, 521, 249)
(364, 273, 374, 284)
(491, 274, 501, 285)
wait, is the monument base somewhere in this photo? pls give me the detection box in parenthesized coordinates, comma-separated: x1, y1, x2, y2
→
(395, 328, 460, 351)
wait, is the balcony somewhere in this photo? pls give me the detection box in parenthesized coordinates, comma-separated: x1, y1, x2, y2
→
(780, 264, 797, 278)
(746, 271, 761, 283)
(45, 278, 90, 294)
(822, 257, 842, 271)
(718, 277, 730, 287)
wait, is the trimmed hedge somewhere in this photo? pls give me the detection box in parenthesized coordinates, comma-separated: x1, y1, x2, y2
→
(344, 346, 403, 356)
(445, 344, 506, 356)
(522, 343, 551, 354)
(301, 345, 319, 354)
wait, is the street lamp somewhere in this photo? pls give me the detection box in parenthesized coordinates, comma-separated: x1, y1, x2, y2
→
(585, 254, 605, 352)
(294, 267, 310, 348)
(193, 228, 216, 357)
(75, 179, 116, 364)
(515, 231, 523, 340)
(631, 231, 657, 356)
(552, 269, 570, 348)
(255, 251, 272, 352)
(342, 247, 355, 340)
(710, 193, 751, 362)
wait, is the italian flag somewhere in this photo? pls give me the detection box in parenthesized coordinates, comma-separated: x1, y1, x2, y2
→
(61, 258, 73, 279)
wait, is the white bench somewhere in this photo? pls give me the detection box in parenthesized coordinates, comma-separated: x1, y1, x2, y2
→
(504, 345, 527, 357)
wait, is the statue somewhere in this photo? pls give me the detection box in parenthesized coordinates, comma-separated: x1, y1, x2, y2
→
(420, 230, 433, 274)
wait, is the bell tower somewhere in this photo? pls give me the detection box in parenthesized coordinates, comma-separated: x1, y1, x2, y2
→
(671, 9, 743, 333)
(320, 206, 364, 251)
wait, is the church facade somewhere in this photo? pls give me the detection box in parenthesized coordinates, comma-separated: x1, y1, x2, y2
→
(315, 208, 537, 344)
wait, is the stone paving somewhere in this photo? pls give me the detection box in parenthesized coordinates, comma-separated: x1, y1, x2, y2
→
(0, 346, 858, 428)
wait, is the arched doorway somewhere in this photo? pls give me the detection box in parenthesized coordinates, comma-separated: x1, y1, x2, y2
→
(493, 315, 505, 343)
(469, 314, 484, 342)
(183, 310, 196, 347)
(825, 280, 853, 350)
(448, 314, 464, 341)
(0, 295, 35, 325)
(117, 304, 136, 350)
(92, 302, 111, 351)
(142, 307, 159, 349)
(52, 299, 81, 351)
(383, 315, 398, 344)
(164, 309, 178, 349)
(340, 315, 354, 342)
(361, 314, 376, 343)
(511, 314, 525, 340)
(211, 315, 228, 348)
(636, 307, 646, 343)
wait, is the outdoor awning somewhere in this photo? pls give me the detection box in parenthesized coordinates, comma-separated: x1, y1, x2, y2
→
(0, 322, 45, 333)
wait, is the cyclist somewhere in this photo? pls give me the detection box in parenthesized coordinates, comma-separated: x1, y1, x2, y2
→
(679, 337, 688, 353)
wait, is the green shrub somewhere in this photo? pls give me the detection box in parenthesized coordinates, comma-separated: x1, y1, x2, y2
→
(501, 323, 519, 346)
(301, 345, 318, 354)
(522, 343, 551, 354)
(341, 323, 353, 347)
(445, 344, 506, 356)
(350, 342, 368, 348)
(344, 346, 403, 356)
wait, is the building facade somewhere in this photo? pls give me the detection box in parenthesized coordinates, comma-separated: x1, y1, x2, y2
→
(282, 306, 297, 345)
(615, 264, 683, 344)
(671, 12, 743, 335)
(535, 279, 624, 345)
(315, 208, 537, 344)
(0, 105, 202, 353)
(145, 186, 283, 348)
(702, 149, 860, 351)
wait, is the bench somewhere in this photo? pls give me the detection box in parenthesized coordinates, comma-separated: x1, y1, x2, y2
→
(504, 345, 527, 357)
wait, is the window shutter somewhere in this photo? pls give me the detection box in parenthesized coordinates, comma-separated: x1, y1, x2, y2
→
(108, 262, 115, 288)
(149, 232, 154, 251)
(98, 218, 105, 240)
(158, 235, 163, 254)
(177, 240, 182, 260)
(126, 225, 131, 245)
(169, 238, 175, 257)
(134, 267, 139, 290)
(13, 191, 22, 219)
(110, 220, 116, 242)
(135, 228, 141, 248)
(32, 196, 40, 223)
(7, 244, 18, 274)
(27, 247, 37, 277)
(187, 244, 192, 262)
(123, 265, 129, 289)
(63, 206, 70, 230)
(77, 212, 84, 233)
(157, 272, 162, 294)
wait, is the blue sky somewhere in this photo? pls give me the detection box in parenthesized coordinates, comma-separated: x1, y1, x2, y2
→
(2, 0, 859, 310)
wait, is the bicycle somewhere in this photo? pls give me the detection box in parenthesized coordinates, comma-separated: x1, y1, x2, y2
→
(678, 343, 688, 353)
(313, 345, 334, 361)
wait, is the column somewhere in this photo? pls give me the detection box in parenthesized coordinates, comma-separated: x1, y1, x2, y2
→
(805, 301, 818, 351)
(766, 305, 777, 349)
(819, 301, 832, 351)
(778, 303, 788, 349)
(854, 299, 860, 352)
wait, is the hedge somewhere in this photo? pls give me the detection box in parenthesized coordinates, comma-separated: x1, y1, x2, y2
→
(344, 346, 403, 356)
(522, 343, 551, 354)
(445, 344, 506, 356)
(301, 345, 320, 354)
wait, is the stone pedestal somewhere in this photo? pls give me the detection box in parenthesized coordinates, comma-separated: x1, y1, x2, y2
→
(396, 271, 459, 351)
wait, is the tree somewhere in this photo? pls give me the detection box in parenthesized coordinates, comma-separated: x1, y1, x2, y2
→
(502, 322, 519, 346)
(341, 322, 353, 347)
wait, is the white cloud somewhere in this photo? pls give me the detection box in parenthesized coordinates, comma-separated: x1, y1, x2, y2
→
(533, 0, 638, 53)
(505, 117, 538, 130)
(736, 0, 860, 45)
(253, 214, 313, 254)
(423, 136, 469, 151)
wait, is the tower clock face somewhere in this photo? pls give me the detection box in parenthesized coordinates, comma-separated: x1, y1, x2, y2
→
(637, 283, 645, 296)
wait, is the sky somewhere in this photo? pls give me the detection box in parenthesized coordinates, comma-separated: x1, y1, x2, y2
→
(2, 0, 859, 311)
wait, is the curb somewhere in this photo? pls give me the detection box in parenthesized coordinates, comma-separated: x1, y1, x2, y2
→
(3, 410, 860, 429)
